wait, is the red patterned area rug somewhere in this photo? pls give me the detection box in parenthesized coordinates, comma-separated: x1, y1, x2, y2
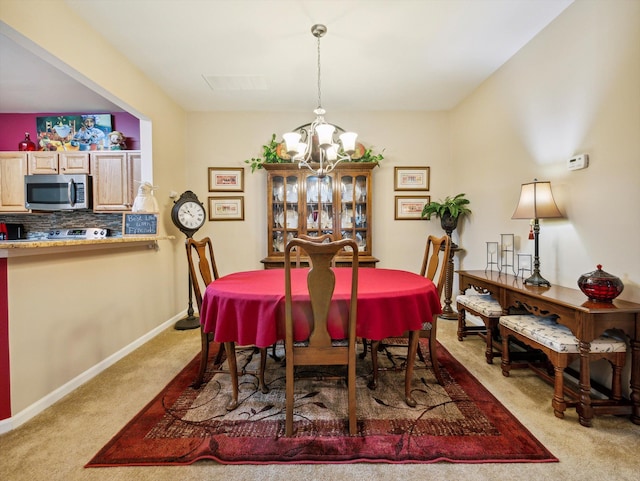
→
(86, 340, 557, 466)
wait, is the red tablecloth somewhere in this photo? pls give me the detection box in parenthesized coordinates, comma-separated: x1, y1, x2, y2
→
(200, 268, 442, 348)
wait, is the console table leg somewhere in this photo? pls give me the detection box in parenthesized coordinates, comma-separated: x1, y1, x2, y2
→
(630, 337, 640, 424)
(577, 340, 594, 427)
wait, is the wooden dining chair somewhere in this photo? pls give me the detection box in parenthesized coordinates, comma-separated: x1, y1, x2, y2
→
(366, 234, 451, 407)
(186, 237, 268, 396)
(284, 237, 359, 436)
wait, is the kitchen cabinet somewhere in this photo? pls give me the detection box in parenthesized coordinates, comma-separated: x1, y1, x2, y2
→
(28, 151, 90, 174)
(0, 152, 29, 212)
(261, 162, 378, 268)
(91, 151, 141, 212)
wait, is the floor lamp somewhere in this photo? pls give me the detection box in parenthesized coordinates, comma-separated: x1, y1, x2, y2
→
(511, 180, 562, 287)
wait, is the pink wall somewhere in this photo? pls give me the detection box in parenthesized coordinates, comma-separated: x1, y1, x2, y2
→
(0, 112, 140, 151)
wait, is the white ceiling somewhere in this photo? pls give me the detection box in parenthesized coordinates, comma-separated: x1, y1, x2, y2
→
(0, 0, 574, 114)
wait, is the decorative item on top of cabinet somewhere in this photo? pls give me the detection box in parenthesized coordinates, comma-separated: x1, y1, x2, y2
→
(261, 162, 378, 268)
(91, 151, 141, 212)
(28, 151, 90, 174)
(18, 132, 36, 151)
(0, 152, 29, 212)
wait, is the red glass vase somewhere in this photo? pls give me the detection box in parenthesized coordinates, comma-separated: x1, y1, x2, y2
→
(577, 264, 624, 303)
(18, 132, 36, 151)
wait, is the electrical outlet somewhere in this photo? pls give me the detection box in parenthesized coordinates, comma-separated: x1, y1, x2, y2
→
(568, 154, 589, 171)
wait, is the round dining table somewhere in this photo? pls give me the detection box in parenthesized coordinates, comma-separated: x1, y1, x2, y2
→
(199, 267, 442, 409)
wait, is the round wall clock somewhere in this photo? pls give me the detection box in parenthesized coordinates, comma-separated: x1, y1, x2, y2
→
(171, 190, 206, 238)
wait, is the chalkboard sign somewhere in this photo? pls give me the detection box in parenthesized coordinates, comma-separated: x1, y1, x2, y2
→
(123, 213, 158, 236)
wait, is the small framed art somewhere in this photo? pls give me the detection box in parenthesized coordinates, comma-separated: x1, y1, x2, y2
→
(208, 167, 244, 192)
(394, 167, 430, 191)
(395, 195, 430, 220)
(208, 196, 244, 221)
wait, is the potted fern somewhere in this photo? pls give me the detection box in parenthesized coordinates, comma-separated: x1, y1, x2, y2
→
(421, 193, 471, 235)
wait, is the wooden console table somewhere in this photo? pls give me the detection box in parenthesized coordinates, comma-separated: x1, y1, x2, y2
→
(458, 270, 640, 427)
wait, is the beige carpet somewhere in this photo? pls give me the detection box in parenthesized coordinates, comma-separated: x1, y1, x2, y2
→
(1, 318, 639, 480)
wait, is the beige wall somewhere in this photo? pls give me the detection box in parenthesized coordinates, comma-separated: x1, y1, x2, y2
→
(185, 111, 452, 275)
(1, 0, 638, 423)
(450, 0, 639, 301)
(1, 0, 189, 415)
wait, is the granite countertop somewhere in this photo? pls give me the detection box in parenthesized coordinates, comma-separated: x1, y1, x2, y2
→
(0, 235, 175, 258)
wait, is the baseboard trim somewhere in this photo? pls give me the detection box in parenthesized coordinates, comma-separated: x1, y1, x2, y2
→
(0, 311, 187, 434)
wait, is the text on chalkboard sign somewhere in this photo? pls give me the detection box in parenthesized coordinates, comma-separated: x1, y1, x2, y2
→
(123, 213, 158, 236)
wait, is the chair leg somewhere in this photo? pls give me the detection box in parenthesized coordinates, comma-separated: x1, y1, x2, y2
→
(192, 328, 210, 389)
(457, 307, 466, 341)
(348, 354, 357, 436)
(611, 354, 625, 401)
(485, 318, 495, 364)
(405, 330, 419, 407)
(428, 326, 444, 385)
(359, 338, 368, 359)
(258, 348, 269, 394)
(285, 351, 295, 436)
(500, 326, 512, 377)
(367, 340, 380, 390)
(224, 341, 239, 411)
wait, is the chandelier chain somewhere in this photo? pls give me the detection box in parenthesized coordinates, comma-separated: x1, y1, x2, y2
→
(316, 34, 322, 109)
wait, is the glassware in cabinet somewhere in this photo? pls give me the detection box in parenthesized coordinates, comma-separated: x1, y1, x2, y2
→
(262, 162, 378, 268)
(306, 174, 334, 236)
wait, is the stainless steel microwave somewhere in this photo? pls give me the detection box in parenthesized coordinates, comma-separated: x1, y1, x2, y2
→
(24, 174, 92, 211)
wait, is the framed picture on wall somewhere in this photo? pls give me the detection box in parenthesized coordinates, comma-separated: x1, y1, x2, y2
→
(208, 167, 244, 192)
(208, 196, 244, 221)
(36, 114, 112, 151)
(394, 195, 430, 220)
(394, 167, 430, 191)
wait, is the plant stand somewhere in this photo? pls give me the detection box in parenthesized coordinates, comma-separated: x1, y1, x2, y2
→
(440, 244, 464, 320)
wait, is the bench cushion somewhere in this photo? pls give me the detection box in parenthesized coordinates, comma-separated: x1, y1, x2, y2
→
(499, 315, 627, 353)
(457, 294, 503, 317)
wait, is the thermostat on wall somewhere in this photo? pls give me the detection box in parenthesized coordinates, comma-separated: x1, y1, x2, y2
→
(568, 154, 589, 171)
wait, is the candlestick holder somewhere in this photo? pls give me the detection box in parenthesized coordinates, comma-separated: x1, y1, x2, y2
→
(499, 233, 516, 275)
(485, 241, 499, 272)
(517, 254, 532, 281)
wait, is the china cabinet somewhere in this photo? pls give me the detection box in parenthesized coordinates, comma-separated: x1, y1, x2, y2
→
(261, 162, 379, 268)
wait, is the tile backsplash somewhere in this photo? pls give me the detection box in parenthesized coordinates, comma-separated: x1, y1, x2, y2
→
(0, 211, 126, 239)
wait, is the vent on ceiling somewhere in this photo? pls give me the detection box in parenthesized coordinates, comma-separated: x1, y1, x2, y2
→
(202, 75, 268, 91)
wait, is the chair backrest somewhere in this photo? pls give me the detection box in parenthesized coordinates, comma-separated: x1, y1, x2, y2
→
(293, 233, 334, 267)
(185, 237, 220, 312)
(419, 234, 451, 299)
(284, 237, 358, 349)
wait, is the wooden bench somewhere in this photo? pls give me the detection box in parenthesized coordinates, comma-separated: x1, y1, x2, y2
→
(456, 293, 503, 363)
(499, 314, 627, 420)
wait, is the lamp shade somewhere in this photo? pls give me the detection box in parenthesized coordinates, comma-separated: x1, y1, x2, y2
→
(512, 181, 562, 219)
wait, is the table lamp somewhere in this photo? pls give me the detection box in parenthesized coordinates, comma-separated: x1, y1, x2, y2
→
(512, 180, 562, 287)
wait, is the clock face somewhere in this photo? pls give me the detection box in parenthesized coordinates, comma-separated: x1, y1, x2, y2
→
(177, 201, 205, 230)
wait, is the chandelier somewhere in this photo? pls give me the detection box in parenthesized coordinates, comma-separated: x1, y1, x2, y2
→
(282, 24, 358, 177)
